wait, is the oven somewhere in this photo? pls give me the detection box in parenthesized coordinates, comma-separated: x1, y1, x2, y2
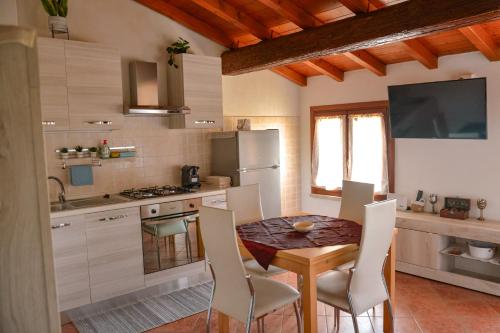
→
(140, 199, 202, 274)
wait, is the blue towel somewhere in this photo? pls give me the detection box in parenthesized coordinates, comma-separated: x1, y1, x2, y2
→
(69, 165, 94, 186)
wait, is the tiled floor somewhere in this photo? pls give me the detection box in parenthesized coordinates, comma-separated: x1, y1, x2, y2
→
(62, 272, 500, 333)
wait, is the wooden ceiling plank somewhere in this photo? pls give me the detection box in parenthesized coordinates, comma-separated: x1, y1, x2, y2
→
(401, 39, 438, 69)
(345, 50, 386, 76)
(255, 0, 323, 28)
(135, 0, 234, 48)
(459, 25, 500, 61)
(305, 59, 344, 81)
(190, 0, 274, 40)
(271, 66, 308, 86)
(221, 0, 500, 75)
(341, 0, 438, 69)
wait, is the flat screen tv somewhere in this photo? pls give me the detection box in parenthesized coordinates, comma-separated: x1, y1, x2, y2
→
(388, 78, 487, 139)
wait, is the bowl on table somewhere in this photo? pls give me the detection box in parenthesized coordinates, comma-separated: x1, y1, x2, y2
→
(293, 221, 314, 233)
(468, 241, 497, 260)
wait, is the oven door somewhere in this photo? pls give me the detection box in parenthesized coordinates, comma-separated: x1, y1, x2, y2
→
(141, 212, 201, 274)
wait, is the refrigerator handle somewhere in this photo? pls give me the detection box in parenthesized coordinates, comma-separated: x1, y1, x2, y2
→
(237, 165, 280, 173)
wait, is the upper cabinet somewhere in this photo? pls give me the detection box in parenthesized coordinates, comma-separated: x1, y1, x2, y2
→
(37, 38, 124, 131)
(167, 54, 223, 129)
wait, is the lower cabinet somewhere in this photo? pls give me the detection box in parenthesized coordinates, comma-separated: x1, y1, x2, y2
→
(85, 207, 144, 302)
(202, 194, 227, 209)
(396, 228, 447, 270)
(50, 207, 144, 310)
(51, 215, 90, 311)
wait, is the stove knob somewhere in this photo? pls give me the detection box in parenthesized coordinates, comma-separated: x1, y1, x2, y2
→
(151, 209, 157, 214)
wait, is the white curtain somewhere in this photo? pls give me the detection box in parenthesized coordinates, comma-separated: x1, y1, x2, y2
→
(312, 116, 345, 190)
(348, 114, 388, 193)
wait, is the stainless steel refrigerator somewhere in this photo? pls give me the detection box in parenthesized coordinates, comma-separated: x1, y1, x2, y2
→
(211, 130, 281, 219)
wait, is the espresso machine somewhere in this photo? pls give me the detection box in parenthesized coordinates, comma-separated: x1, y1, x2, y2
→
(181, 165, 201, 189)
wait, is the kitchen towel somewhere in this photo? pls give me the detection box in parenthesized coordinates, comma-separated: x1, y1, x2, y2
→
(70, 165, 94, 186)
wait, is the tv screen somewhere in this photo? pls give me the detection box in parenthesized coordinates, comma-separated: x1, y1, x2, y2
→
(388, 78, 487, 139)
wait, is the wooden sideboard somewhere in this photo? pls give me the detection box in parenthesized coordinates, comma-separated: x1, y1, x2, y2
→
(395, 211, 500, 296)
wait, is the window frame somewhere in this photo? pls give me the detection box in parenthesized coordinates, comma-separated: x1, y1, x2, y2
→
(310, 100, 395, 200)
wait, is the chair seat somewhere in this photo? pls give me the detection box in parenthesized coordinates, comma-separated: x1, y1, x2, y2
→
(251, 276, 300, 319)
(243, 259, 286, 277)
(335, 260, 355, 272)
(316, 270, 350, 311)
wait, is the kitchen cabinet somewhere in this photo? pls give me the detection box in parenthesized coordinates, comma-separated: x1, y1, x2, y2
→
(202, 194, 227, 209)
(50, 215, 90, 311)
(85, 207, 144, 302)
(37, 38, 69, 131)
(396, 228, 447, 270)
(167, 54, 222, 129)
(37, 38, 123, 131)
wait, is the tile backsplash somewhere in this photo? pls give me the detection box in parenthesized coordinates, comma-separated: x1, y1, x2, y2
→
(44, 117, 215, 201)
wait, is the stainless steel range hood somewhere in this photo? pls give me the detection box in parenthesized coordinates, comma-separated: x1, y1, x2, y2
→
(125, 61, 190, 116)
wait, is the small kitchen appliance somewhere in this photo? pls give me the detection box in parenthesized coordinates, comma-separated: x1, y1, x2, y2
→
(181, 165, 201, 189)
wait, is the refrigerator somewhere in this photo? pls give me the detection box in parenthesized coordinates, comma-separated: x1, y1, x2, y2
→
(211, 130, 281, 219)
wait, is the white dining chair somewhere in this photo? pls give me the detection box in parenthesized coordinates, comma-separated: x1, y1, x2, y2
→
(316, 200, 397, 333)
(226, 184, 286, 277)
(338, 180, 375, 224)
(199, 206, 302, 333)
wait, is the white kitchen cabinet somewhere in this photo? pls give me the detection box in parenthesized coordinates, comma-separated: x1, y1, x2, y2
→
(396, 228, 447, 270)
(50, 215, 90, 311)
(167, 53, 222, 129)
(85, 207, 144, 302)
(202, 194, 227, 209)
(37, 38, 69, 131)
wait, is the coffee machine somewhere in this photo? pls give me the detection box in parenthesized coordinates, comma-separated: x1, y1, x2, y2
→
(181, 165, 201, 189)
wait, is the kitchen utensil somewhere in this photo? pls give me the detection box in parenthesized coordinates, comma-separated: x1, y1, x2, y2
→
(468, 241, 497, 260)
(293, 221, 314, 233)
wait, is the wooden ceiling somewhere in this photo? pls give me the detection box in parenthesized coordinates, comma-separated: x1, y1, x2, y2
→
(135, 0, 500, 86)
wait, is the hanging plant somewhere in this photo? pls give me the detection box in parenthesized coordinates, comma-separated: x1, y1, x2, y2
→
(167, 37, 190, 68)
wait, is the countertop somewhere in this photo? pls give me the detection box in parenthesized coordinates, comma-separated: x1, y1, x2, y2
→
(396, 211, 500, 244)
(50, 187, 226, 218)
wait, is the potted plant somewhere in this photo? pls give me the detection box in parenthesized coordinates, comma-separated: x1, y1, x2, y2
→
(167, 37, 190, 68)
(75, 145, 84, 158)
(60, 147, 69, 159)
(89, 147, 98, 159)
(41, 0, 69, 35)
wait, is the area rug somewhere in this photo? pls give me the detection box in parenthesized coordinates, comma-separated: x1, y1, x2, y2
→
(71, 282, 212, 333)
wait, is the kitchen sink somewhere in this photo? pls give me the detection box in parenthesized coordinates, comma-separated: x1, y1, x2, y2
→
(50, 195, 130, 212)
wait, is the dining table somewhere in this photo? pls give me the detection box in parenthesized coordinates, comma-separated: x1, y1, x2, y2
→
(217, 214, 397, 333)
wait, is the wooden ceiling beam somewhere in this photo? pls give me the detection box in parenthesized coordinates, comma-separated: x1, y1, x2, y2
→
(255, 0, 323, 28)
(305, 59, 344, 81)
(340, 0, 438, 69)
(345, 50, 386, 76)
(134, 0, 233, 48)
(221, 0, 499, 75)
(459, 25, 500, 61)
(190, 0, 274, 40)
(271, 67, 307, 86)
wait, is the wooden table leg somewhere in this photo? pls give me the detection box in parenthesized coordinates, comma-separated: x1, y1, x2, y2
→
(218, 312, 230, 333)
(302, 270, 317, 333)
(195, 217, 205, 258)
(383, 231, 397, 333)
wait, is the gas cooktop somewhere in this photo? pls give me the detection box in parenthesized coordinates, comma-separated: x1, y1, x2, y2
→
(120, 185, 197, 200)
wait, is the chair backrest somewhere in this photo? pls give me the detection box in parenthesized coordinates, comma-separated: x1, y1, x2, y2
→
(199, 206, 253, 323)
(338, 180, 374, 224)
(348, 199, 396, 315)
(226, 184, 264, 226)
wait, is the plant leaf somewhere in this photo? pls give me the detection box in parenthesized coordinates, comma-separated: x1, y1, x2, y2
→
(41, 0, 58, 16)
(58, 0, 68, 17)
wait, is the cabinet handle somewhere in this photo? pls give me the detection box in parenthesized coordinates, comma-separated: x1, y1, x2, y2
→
(42, 121, 56, 126)
(194, 120, 216, 125)
(98, 214, 127, 222)
(51, 222, 71, 229)
(211, 200, 226, 204)
(86, 121, 113, 125)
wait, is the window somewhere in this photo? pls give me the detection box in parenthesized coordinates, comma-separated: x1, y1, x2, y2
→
(310, 101, 395, 199)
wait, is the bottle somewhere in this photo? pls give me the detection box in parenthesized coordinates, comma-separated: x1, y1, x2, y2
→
(100, 139, 111, 159)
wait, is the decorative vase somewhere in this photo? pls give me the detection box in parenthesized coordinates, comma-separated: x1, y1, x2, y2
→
(76, 151, 84, 158)
(60, 152, 69, 159)
(90, 152, 97, 159)
(48, 16, 68, 34)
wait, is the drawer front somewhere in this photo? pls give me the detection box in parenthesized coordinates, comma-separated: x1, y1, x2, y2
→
(51, 215, 90, 311)
(202, 194, 227, 209)
(85, 207, 144, 301)
(184, 197, 202, 212)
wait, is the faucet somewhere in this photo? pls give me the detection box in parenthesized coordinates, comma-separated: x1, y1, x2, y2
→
(48, 176, 66, 203)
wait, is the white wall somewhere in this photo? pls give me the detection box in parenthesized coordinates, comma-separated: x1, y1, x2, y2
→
(0, 0, 18, 25)
(223, 70, 301, 116)
(300, 52, 500, 220)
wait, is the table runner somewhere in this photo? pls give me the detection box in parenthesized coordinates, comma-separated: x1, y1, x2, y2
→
(236, 215, 362, 269)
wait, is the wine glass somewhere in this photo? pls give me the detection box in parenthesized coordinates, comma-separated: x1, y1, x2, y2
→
(429, 194, 438, 214)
